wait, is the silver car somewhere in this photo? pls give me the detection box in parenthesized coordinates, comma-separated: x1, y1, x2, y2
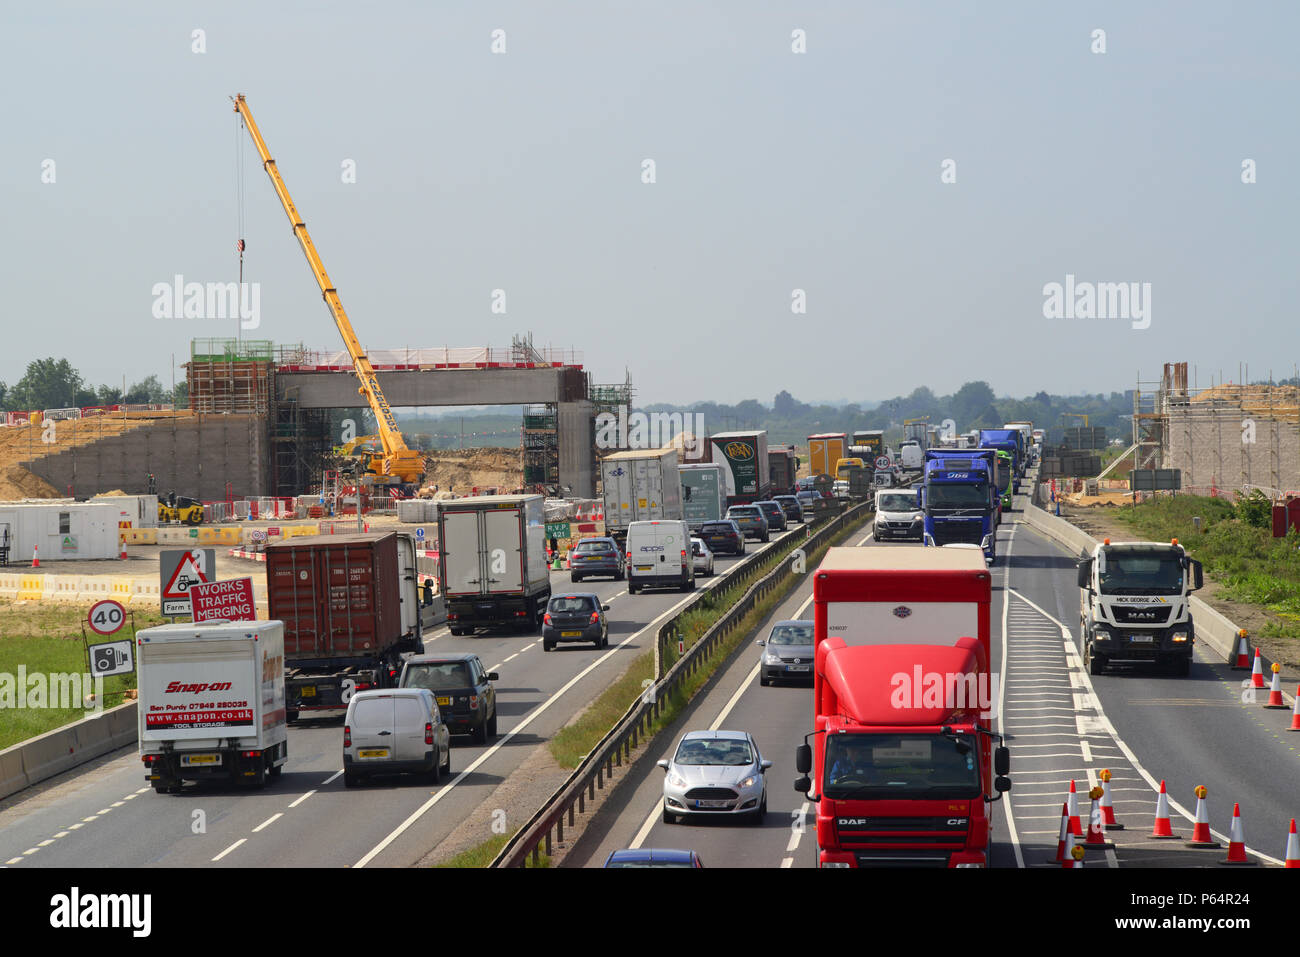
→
(756, 619, 814, 686)
(657, 729, 770, 824)
(690, 537, 714, 577)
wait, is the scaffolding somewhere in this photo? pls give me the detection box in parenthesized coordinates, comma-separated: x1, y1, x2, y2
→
(522, 403, 559, 486)
(269, 386, 330, 498)
(187, 339, 274, 414)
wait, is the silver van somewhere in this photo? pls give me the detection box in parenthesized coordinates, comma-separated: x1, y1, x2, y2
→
(343, 688, 451, 787)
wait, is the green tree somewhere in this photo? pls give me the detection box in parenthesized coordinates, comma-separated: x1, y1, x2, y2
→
(8, 358, 84, 410)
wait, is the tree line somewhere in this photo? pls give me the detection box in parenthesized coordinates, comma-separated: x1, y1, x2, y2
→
(0, 358, 186, 413)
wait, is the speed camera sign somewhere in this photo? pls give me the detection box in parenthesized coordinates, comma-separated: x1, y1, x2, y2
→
(88, 599, 127, 636)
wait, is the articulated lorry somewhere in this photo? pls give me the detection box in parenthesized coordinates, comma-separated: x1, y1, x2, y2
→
(768, 445, 799, 496)
(601, 448, 684, 544)
(919, 451, 996, 564)
(679, 463, 727, 529)
(807, 433, 847, 479)
(1077, 538, 1204, 676)
(438, 494, 551, 635)
(138, 619, 288, 792)
(979, 430, 1022, 492)
(794, 547, 1009, 868)
(709, 431, 771, 506)
(851, 430, 885, 460)
(267, 531, 424, 720)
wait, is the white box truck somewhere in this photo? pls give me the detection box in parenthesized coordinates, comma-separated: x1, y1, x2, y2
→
(137, 619, 288, 793)
(438, 494, 552, 635)
(600, 448, 684, 545)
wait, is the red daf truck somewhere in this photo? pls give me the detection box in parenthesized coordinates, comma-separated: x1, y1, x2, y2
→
(794, 547, 1010, 868)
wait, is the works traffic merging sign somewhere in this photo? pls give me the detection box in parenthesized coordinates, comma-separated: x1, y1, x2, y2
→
(159, 548, 216, 617)
(188, 577, 255, 623)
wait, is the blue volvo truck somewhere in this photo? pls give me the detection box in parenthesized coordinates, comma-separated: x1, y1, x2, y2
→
(919, 452, 996, 564)
(979, 429, 1022, 494)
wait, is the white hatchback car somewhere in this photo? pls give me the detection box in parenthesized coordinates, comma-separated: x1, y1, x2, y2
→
(690, 537, 714, 577)
(343, 688, 451, 787)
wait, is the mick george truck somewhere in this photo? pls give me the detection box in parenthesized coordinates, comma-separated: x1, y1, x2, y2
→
(807, 433, 847, 479)
(267, 531, 423, 721)
(919, 451, 996, 563)
(709, 431, 771, 506)
(138, 619, 288, 793)
(601, 448, 685, 545)
(1077, 538, 1204, 676)
(679, 462, 727, 529)
(794, 547, 1009, 868)
(439, 494, 551, 635)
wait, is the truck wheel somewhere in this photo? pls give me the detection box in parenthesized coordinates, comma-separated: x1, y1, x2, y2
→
(1088, 649, 1107, 676)
(286, 709, 299, 724)
(268, 762, 283, 779)
(1170, 656, 1191, 677)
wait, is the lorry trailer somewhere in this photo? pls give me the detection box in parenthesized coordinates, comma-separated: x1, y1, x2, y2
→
(709, 431, 771, 506)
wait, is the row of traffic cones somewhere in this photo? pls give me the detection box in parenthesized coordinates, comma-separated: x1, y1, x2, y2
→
(1236, 634, 1300, 723)
(1149, 781, 1260, 864)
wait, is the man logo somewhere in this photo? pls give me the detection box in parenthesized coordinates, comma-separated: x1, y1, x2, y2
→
(893, 606, 912, 619)
(724, 442, 754, 460)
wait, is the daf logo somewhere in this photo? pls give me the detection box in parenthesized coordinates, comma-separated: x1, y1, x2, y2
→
(892, 606, 912, 619)
(724, 442, 754, 460)
(838, 818, 867, 825)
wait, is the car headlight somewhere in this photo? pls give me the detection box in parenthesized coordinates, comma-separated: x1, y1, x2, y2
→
(1171, 632, 1188, 642)
(911, 513, 923, 522)
(667, 772, 688, 789)
(737, 775, 759, 789)
(764, 653, 780, 664)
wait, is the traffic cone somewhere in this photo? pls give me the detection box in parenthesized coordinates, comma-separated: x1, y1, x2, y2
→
(1220, 804, 1256, 865)
(1185, 785, 1220, 848)
(1286, 820, 1300, 868)
(119, 535, 129, 560)
(1251, 649, 1267, 689)
(1066, 779, 1083, 836)
(1049, 802, 1069, 864)
(1264, 663, 1288, 709)
(31, 544, 39, 568)
(1082, 786, 1113, 848)
(1150, 780, 1178, 838)
(1062, 831, 1084, 868)
(1099, 769, 1123, 829)
(1288, 687, 1300, 731)
(1232, 630, 1251, 669)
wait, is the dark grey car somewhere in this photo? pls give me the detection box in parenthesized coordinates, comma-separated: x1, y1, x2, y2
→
(772, 495, 804, 524)
(398, 653, 499, 744)
(756, 619, 814, 685)
(570, 537, 625, 583)
(726, 505, 769, 542)
(754, 500, 788, 533)
(543, 593, 610, 651)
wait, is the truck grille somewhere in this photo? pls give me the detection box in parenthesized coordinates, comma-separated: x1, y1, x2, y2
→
(837, 817, 968, 832)
(852, 850, 950, 868)
(931, 523, 984, 546)
(1111, 606, 1172, 624)
(684, 787, 738, 800)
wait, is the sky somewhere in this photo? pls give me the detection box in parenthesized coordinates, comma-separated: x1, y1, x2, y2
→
(4, 1, 1296, 407)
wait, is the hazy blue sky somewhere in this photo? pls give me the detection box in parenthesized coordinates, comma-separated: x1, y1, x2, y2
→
(4, 1, 1296, 406)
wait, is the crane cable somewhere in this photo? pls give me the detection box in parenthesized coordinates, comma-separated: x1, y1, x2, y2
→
(235, 109, 247, 346)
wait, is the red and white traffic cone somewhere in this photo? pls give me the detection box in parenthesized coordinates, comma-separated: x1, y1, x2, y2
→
(1066, 779, 1083, 836)
(1220, 803, 1256, 865)
(1062, 830, 1084, 868)
(1099, 769, 1123, 829)
(1286, 820, 1300, 868)
(1232, 630, 1251, 669)
(119, 535, 129, 561)
(1264, 663, 1288, 709)
(1049, 802, 1068, 864)
(1150, 779, 1178, 839)
(1251, 649, 1267, 689)
(31, 544, 39, 568)
(1082, 786, 1112, 848)
(1185, 785, 1220, 848)
(1288, 687, 1300, 731)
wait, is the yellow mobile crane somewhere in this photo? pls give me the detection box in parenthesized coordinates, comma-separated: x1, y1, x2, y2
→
(232, 94, 424, 490)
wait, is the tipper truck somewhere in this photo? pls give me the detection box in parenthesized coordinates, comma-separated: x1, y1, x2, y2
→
(793, 547, 1009, 868)
(1077, 538, 1204, 676)
(267, 531, 423, 721)
(807, 433, 847, 479)
(138, 619, 288, 793)
(438, 494, 551, 635)
(679, 463, 727, 529)
(709, 431, 771, 506)
(919, 451, 996, 563)
(601, 448, 684, 545)
(852, 430, 885, 460)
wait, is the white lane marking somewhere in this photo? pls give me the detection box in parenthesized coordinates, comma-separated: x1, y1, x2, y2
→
(710, 661, 762, 732)
(252, 813, 282, 833)
(37, 839, 54, 847)
(22, 848, 38, 856)
(53, 831, 68, 839)
(288, 790, 316, 809)
(211, 839, 245, 862)
(1079, 740, 1093, 763)
(67, 823, 84, 831)
(5, 858, 20, 865)
(95, 808, 110, 815)
(355, 587, 706, 868)
(135, 787, 150, 794)
(1008, 585, 1285, 867)
(81, 817, 97, 823)
(123, 794, 139, 800)
(322, 770, 343, 785)
(999, 520, 1025, 870)
(110, 801, 124, 808)
(780, 857, 794, 867)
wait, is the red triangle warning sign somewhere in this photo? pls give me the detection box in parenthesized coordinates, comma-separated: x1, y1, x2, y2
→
(163, 552, 209, 599)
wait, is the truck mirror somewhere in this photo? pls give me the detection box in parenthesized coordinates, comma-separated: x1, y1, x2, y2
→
(994, 746, 1010, 776)
(1075, 560, 1091, 589)
(794, 776, 811, 794)
(486, 672, 499, 682)
(995, 775, 1012, 794)
(1192, 561, 1204, 590)
(795, 744, 812, 774)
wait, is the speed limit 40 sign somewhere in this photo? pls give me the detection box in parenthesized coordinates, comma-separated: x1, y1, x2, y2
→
(88, 599, 127, 636)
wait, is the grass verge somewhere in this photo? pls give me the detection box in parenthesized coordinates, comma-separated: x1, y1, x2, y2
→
(435, 833, 550, 868)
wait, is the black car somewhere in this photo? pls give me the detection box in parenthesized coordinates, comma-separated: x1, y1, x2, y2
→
(543, 593, 611, 651)
(697, 519, 745, 556)
(754, 500, 787, 533)
(570, 537, 625, 583)
(398, 653, 499, 744)
(772, 495, 804, 524)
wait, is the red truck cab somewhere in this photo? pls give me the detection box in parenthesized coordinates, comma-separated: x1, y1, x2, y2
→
(794, 547, 1010, 868)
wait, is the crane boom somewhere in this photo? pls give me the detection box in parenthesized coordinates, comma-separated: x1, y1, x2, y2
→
(232, 94, 423, 486)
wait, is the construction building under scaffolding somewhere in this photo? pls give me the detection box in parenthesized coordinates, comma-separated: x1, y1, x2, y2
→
(1133, 362, 1300, 494)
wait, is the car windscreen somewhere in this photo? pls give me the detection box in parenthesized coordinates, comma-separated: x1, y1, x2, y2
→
(549, 597, 595, 613)
(822, 733, 980, 799)
(691, 540, 705, 555)
(728, 507, 759, 517)
(673, 738, 753, 766)
(605, 860, 695, 868)
(767, 623, 813, 646)
(401, 662, 472, 691)
(700, 523, 733, 535)
(878, 494, 915, 511)
(575, 541, 614, 553)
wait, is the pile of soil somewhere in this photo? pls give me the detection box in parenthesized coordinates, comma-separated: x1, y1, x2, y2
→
(418, 447, 524, 496)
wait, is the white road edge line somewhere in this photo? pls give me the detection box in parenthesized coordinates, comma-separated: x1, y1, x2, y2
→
(288, 790, 316, 809)
(1000, 520, 1026, 870)
(211, 839, 245, 862)
(252, 813, 282, 833)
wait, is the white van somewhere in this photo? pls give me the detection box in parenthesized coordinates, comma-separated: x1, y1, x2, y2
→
(343, 688, 451, 787)
(625, 520, 695, 594)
